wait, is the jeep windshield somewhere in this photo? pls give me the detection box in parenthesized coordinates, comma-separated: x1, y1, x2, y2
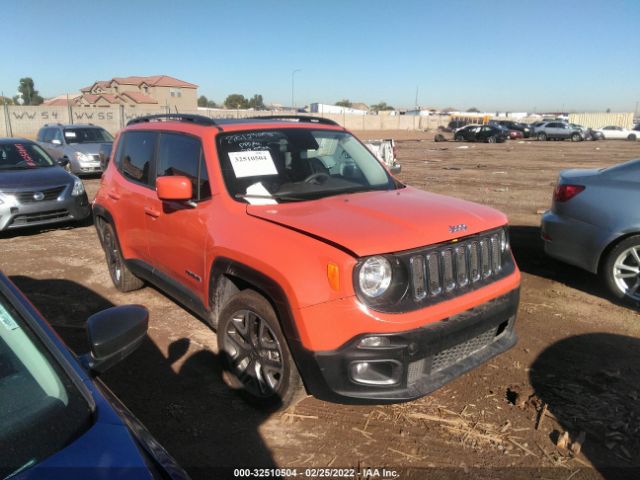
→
(0, 142, 55, 170)
(63, 128, 113, 144)
(0, 291, 91, 476)
(217, 129, 400, 204)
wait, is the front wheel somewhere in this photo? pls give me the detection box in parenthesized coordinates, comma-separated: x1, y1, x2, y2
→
(571, 133, 582, 142)
(218, 290, 305, 410)
(602, 235, 640, 305)
(628, 134, 637, 141)
(486, 136, 497, 144)
(454, 134, 464, 141)
(100, 221, 144, 292)
(538, 132, 547, 141)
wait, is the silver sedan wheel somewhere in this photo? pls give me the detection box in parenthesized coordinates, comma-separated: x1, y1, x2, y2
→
(613, 246, 640, 301)
(223, 309, 284, 398)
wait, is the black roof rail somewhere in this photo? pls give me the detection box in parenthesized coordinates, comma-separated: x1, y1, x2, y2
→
(247, 115, 340, 126)
(126, 113, 220, 129)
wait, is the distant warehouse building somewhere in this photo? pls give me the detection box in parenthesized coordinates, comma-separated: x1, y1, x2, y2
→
(69, 75, 198, 110)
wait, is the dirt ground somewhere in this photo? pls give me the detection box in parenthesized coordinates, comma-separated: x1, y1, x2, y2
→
(2, 133, 640, 480)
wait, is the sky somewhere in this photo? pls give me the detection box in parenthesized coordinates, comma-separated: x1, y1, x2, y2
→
(2, 0, 639, 112)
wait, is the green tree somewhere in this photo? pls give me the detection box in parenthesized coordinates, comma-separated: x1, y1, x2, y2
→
(224, 94, 249, 109)
(197, 95, 209, 107)
(335, 99, 352, 108)
(206, 99, 218, 108)
(14, 77, 44, 105)
(466, 107, 480, 113)
(248, 94, 265, 110)
(370, 101, 394, 112)
(0, 96, 13, 105)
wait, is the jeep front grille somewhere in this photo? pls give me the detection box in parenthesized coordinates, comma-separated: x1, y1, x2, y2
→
(409, 230, 506, 301)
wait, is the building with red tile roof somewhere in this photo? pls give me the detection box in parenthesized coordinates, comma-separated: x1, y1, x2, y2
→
(75, 75, 198, 109)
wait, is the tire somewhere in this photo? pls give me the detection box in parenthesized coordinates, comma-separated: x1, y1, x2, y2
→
(100, 221, 144, 292)
(628, 134, 637, 141)
(538, 132, 547, 141)
(571, 133, 582, 142)
(487, 136, 496, 144)
(454, 134, 464, 141)
(218, 289, 305, 410)
(602, 235, 640, 305)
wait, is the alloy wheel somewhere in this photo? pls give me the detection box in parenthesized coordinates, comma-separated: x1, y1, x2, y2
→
(613, 246, 640, 301)
(103, 229, 122, 283)
(223, 309, 284, 397)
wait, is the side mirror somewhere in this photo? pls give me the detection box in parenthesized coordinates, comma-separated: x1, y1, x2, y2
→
(390, 164, 402, 175)
(56, 158, 69, 168)
(81, 305, 148, 374)
(51, 139, 62, 145)
(156, 176, 192, 201)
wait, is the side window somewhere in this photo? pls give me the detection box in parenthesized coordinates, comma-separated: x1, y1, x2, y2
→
(52, 129, 63, 143)
(157, 133, 211, 201)
(119, 131, 157, 186)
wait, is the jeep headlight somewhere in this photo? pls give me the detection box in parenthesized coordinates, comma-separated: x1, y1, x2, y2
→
(358, 256, 393, 298)
(71, 177, 85, 196)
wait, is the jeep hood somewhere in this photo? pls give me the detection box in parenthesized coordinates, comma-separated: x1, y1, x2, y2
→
(246, 187, 508, 257)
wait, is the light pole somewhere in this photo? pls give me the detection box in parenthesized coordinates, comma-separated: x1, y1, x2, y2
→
(291, 69, 301, 111)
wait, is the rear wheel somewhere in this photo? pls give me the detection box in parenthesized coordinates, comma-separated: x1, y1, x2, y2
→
(100, 221, 144, 292)
(571, 133, 582, 142)
(602, 235, 640, 305)
(218, 290, 305, 410)
(538, 132, 547, 141)
(454, 134, 464, 141)
(628, 134, 637, 141)
(487, 136, 497, 144)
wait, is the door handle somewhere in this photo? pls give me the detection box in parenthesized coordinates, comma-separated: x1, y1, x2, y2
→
(144, 207, 160, 219)
(107, 190, 121, 201)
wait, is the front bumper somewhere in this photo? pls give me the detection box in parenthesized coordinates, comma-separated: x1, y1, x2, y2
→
(295, 288, 519, 404)
(0, 191, 91, 231)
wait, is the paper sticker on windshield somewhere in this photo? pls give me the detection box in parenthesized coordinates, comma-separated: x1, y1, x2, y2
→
(0, 305, 19, 331)
(64, 131, 76, 138)
(229, 150, 277, 178)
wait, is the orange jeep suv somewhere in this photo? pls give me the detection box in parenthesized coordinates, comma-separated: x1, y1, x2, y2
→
(93, 114, 521, 408)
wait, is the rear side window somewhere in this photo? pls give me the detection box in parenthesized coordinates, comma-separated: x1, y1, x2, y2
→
(119, 131, 157, 186)
(157, 133, 210, 201)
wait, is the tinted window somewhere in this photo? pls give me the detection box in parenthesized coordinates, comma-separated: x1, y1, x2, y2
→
(63, 128, 113, 144)
(41, 128, 55, 143)
(157, 133, 210, 201)
(119, 131, 156, 185)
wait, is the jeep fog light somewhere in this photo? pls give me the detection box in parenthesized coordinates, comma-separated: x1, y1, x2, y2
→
(358, 256, 392, 298)
(350, 360, 402, 386)
(358, 336, 391, 348)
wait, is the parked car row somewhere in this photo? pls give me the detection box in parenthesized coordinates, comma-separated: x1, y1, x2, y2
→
(448, 118, 638, 143)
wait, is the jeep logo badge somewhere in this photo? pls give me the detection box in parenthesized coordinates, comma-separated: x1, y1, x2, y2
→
(33, 192, 45, 201)
(449, 224, 467, 233)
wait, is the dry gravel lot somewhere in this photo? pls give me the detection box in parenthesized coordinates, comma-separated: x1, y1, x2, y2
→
(1, 133, 640, 479)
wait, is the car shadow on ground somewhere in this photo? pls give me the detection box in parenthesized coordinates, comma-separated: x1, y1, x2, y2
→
(508, 225, 635, 308)
(10, 275, 278, 478)
(0, 216, 93, 239)
(530, 333, 640, 479)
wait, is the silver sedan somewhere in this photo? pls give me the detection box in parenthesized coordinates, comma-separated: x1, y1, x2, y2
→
(541, 159, 640, 305)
